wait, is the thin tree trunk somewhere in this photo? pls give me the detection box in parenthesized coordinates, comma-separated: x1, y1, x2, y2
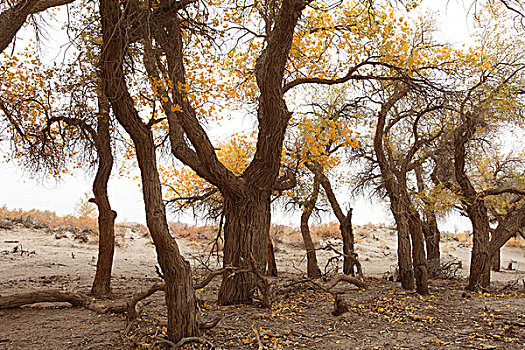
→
(415, 164, 441, 275)
(306, 163, 359, 276)
(300, 175, 321, 278)
(218, 191, 271, 305)
(340, 209, 355, 276)
(90, 99, 116, 297)
(98, 0, 197, 340)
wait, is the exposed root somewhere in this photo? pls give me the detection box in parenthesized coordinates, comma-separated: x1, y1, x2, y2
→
(249, 253, 272, 308)
(198, 317, 221, 330)
(326, 274, 367, 291)
(155, 336, 214, 349)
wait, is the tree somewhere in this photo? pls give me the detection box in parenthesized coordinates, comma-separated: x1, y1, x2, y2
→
(0, 37, 117, 297)
(98, 0, 198, 341)
(133, 0, 452, 303)
(446, 3, 525, 290)
(285, 87, 362, 276)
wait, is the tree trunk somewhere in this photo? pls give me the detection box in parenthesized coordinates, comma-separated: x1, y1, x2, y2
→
(422, 212, 441, 275)
(90, 98, 116, 298)
(127, 126, 198, 341)
(218, 191, 270, 305)
(453, 116, 491, 291)
(340, 209, 355, 276)
(491, 248, 501, 272)
(407, 210, 429, 294)
(372, 87, 423, 292)
(98, 0, 197, 340)
(390, 202, 415, 290)
(300, 175, 321, 278)
(467, 204, 492, 290)
(300, 211, 321, 278)
(307, 163, 360, 277)
(267, 238, 278, 277)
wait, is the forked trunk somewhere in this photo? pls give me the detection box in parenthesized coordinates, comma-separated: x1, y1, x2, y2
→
(90, 100, 116, 298)
(218, 191, 270, 305)
(98, 0, 197, 339)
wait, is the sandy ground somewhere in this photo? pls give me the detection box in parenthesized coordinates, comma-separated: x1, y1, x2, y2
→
(1, 223, 524, 349)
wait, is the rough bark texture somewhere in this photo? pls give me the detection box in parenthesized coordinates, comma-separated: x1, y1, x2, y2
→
(90, 98, 116, 297)
(415, 165, 441, 275)
(453, 116, 491, 290)
(218, 192, 271, 304)
(98, 0, 197, 341)
(491, 247, 501, 272)
(0, 0, 74, 53)
(373, 87, 425, 292)
(489, 206, 525, 255)
(422, 212, 441, 274)
(306, 163, 360, 277)
(0, 290, 89, 309)
(300, 175, 322, 278)
(267, 239, 278, 277)
(407, 212, 429, 294)
(389, 199, 415, 290)
(134, 0, 308, 305)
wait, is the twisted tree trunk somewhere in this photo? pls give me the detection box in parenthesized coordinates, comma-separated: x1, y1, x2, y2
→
(99, 0, 197, 340)
(90, 97, 116, 297)
(373, 87, 428, 294)
(300, 175, 322, 278)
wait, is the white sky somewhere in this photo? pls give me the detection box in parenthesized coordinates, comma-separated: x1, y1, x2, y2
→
(0, 1, 476, 231)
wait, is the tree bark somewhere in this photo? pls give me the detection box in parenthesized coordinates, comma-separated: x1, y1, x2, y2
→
(422, 211, 441, 274)
(373, 87, 417, 291)
(491, 246, 501, 272)
(218, 191, 271, 304)
(90, 97, 116, 297)
(306, 162, 359, 276)
(389, 199, 415, 290)
(300, 176, 322, 278)
(453, 115, 491, 290)
(98, 0, 197, 341)
(267, 238, 278, 277)
(140, 0, 306, 305)
(415, 164, 441, 275)
(407, 211, 429, 294)
(340, 209, 355, 276)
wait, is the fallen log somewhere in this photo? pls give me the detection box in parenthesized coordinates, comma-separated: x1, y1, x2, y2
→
(0, 289, 90, 309)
